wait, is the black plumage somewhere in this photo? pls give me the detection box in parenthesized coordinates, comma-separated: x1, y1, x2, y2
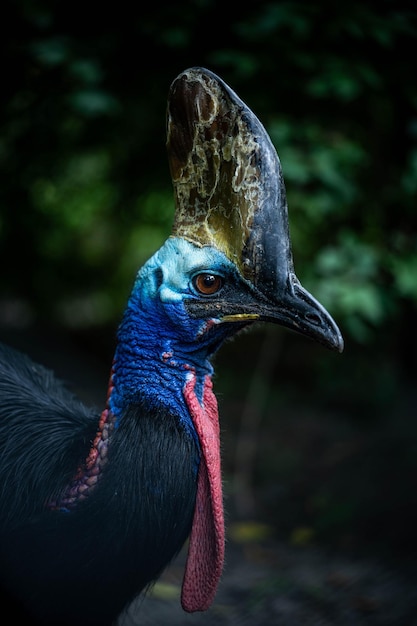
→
(0, 343, 198, 625)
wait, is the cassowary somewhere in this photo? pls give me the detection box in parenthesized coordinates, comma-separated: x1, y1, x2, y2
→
(0, 68, 343, 625)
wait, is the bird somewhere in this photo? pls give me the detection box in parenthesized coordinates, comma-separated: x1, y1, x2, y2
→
(0, 67, 343, 626)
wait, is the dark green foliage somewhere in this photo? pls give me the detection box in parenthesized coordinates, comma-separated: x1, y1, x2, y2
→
(0, 1, 416, 358)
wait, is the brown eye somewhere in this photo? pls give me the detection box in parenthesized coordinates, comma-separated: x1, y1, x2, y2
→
(193, 273, 223, 295)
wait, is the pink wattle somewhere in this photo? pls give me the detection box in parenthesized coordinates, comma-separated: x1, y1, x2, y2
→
(180, 374, 225, 612)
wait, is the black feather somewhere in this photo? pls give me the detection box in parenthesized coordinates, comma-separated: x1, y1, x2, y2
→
(0, 343, 198, 625)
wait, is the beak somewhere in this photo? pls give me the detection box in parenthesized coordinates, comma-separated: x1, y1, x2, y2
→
(166, 67, 343, 353)
(219, 276, 344, 352)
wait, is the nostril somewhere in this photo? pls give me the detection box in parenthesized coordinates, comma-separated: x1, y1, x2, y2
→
(305, 312, 322, 326)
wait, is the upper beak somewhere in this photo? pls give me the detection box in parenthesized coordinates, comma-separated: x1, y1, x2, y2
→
(166, 67, 343, 353)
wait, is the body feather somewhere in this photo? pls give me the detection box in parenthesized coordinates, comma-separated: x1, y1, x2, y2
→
(0, 343, 198, 625)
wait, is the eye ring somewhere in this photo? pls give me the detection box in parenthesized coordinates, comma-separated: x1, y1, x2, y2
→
(192, 273, 223, 296)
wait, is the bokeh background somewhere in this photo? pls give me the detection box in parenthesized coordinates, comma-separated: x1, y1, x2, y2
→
(1, 2, 417, 623)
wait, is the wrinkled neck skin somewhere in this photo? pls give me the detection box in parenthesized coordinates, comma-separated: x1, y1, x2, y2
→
(109, 238, 235, 441)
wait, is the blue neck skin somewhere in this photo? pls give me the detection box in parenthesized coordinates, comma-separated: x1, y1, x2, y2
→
(108, 238, 237, 442)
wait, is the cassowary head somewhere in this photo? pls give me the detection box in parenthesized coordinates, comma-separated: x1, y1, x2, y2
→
(121, 68, 342, 360)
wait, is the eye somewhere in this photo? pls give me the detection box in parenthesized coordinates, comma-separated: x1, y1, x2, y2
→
(192, 273, 223, 296)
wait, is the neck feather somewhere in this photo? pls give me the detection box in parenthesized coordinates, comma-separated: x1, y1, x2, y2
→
(51, 291, 214, 510)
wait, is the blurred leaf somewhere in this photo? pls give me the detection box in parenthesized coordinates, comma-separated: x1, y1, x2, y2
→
(389, 253, 417, 299)
(229, 521, 274, 543)
(148, 581, 180, 600)
(290, 526, 315, 546)
(30, 37, 71, 66)
(69, 59, 104, 84)
(305, 234, 386, 342)
(68, 90, 120, 117)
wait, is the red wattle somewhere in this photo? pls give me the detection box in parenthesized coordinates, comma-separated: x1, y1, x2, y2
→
(180, 374, 225, 612)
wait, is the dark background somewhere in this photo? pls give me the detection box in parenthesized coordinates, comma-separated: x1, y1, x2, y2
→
(1, 2, 417, 623)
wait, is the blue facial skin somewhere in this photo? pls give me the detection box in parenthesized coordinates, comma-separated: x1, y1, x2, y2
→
(109, 237, 244, 441)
